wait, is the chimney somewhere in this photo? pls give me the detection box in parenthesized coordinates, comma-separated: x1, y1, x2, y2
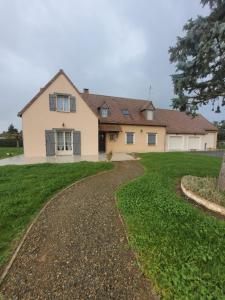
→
(83, 88, 89, 94)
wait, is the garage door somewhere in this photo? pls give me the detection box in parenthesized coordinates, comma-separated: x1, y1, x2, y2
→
(188, 136, 201, 151)
(168, 136, 183, 151)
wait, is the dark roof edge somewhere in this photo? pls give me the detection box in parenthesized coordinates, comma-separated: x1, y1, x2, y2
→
(99, 121, 167, 127)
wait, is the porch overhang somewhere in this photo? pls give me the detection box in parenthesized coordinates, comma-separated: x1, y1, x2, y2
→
(99, 124, 122, 132)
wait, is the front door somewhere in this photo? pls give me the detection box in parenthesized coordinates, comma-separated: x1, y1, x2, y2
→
(56, 131, 73, 155)
(99, 132, 106, 152)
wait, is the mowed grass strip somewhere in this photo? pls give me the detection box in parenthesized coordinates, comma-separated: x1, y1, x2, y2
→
(0, 147, 23, 159)
(0, 161, 112, 268)
(117, 153, 225, 299)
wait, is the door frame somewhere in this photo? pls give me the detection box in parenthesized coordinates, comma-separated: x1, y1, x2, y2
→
(99, 131, 106, 153)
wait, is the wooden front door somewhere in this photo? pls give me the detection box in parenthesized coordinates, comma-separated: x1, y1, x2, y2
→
(99, 132, 106, 152)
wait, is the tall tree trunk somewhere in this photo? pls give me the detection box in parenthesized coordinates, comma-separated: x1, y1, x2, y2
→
(218, 153, 225, 192)
(16, 139, 19, 148)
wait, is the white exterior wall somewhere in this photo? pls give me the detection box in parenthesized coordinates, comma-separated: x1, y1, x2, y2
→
(166, 132, 217, 151)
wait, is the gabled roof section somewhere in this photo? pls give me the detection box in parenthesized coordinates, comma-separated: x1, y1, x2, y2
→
(81, 93, 165, 127)
(140, 101, 155, 111)
(18, 69, 81, 117)
(82, 93, 217, 133)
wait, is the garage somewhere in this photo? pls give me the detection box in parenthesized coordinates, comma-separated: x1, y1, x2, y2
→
(188, 136, 201, 151)
(168, 136, 183, 151)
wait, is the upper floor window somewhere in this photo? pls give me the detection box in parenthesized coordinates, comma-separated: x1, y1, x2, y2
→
(147, 133, 157, 145)
(57, 95, 70, 112)
(146, 110, 154, 120)
(126, 132, 135, 144)
(121, 109, 129, 116)
(101, 108, 109, 118)
(49, 94, 76, 112)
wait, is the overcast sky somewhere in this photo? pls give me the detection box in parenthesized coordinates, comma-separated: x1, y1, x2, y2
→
(0, 0, 223, 132)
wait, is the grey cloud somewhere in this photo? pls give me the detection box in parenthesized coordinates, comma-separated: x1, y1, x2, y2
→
(0, 0, 223, 131)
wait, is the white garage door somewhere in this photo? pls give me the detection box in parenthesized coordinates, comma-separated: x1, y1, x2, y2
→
(188, 136, 201, 150)
(168, 136, 183, 151)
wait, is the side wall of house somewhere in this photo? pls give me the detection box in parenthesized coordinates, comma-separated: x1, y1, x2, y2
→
(105, 125, 166, 153)
(166, 132, 217, 151)
(22, 74, 98, 157)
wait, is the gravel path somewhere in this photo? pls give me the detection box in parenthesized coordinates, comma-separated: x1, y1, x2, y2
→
(1, 161, 155, 300)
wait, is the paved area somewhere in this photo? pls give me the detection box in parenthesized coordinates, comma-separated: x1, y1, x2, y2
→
(195, 151, 225, 158)
(0, 153, 135, 166)
(1, 161, 155, 300)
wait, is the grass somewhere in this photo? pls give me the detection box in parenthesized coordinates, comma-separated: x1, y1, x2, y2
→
(0, 147, 23, 159)
(182, 175, 225, 207)
(117, 152, 225, 299)
(0, 161, 112, 269)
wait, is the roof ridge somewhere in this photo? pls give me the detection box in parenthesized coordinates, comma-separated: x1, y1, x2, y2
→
(82, 92, 152, 103)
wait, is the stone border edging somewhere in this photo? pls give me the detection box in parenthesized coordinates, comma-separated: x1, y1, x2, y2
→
(0, 166, 114, 286)
(181, 178, 225, 216)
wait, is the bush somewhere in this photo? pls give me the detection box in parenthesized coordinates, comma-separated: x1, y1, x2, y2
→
(0, 139, 23, 147)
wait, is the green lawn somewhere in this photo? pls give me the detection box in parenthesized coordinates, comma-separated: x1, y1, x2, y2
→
(0, 147, 23, 159)
(117, 153, 225, 299)
(0, 161, 112, 269)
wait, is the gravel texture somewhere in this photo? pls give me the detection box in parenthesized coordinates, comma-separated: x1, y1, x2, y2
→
(1, 161, 156, 300)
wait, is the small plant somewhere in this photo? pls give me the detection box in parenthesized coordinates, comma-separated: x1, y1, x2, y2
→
(182, 175, 225, 206)
(106, 151, 113, 161)
(131, 152, 138, 159)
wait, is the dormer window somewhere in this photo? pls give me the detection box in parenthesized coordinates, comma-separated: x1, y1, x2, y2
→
(101, 108, 109, 118)
(121, 109, 129, 116)
(146, 110, 154, 120)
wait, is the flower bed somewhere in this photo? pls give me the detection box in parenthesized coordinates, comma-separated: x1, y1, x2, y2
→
(182, 175, 225, 207)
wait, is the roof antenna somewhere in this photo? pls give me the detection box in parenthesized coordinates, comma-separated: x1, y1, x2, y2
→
(148, 83, 152, 101)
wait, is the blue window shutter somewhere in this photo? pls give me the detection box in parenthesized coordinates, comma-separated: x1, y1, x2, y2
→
(49, 94, 56, 111)
(73, 131, 81, 154)
(45, 130, 55, 156)
(70, 96, 76, 112)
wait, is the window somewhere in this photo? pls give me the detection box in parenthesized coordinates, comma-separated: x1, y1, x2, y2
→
(121, 109, 129, 116)
(56, 131, 72, 151)
(147, 133, 156, 145)
(146, 110, 154, 120)
(126, 132, 135, 144)
(101, 108, 109, 118)
(57, 95, 70, 112)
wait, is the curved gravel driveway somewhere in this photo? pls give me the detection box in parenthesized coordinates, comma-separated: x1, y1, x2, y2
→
(1, 161, 155, 300)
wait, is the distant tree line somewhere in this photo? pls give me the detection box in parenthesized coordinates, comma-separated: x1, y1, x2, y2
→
(0, 124, 23, 147)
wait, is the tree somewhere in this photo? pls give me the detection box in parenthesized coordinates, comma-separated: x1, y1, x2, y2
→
(7, 124, 18, 134)
(169, 0, 225, 191)
(3, 124, 22, 148)
(214, 120, 225, 141)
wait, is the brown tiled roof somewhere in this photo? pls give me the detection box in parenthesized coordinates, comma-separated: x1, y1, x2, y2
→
(155, 109, 217, 134)
(82, 93, 217, 134)
(81, 93, 165, 127)
(18, 69, 81, 117)
(99, 124, 122, 132)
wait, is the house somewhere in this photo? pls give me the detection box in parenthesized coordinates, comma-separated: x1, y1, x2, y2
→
(18, 70, 217, 157)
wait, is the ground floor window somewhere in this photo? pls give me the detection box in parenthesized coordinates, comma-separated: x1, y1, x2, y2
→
(56, 131, 72, 152)
(147, 133, 157, 145)
(126, 132, 135, 144)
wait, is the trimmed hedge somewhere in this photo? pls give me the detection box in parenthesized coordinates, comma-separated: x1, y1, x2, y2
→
(0, 139, 23, 147)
